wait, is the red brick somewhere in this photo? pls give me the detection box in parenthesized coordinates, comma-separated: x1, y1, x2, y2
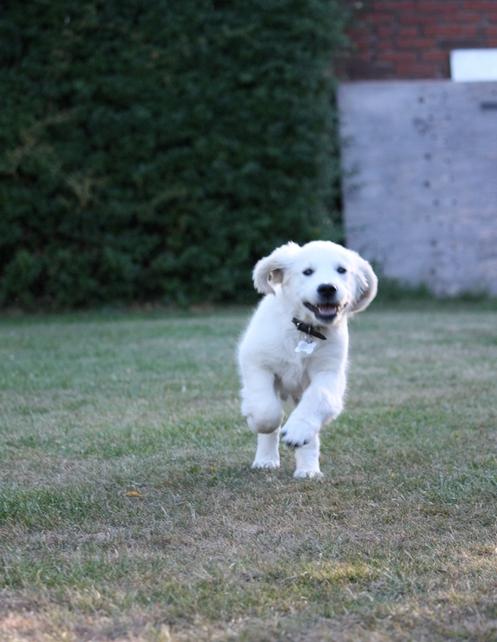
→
(342, 60, 395, 81)
(422, 24, 478, 37)
(375, 25, 397, 38)
(382, 50, 419, 63)
(340, 0, 497, 80)
(454, 12, 486, 25)
(396, 37, 436, 49)
(481, 26, 497, 39)
(377, 1, 419, 11)
(397, 26, 421, 38)
(368, 1, 398, 10)
(349, 34, 375, 48)
(437, 37, 482, 48)
(369, 12, 397, 25)
(395, 62, 442, 78)
(420, 50, 450, 62)
(422, 2, 467, 12)
(398, 15, 432, 28)
(463, 1, 497, 11)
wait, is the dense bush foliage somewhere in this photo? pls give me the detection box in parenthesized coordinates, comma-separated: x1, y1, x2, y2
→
(0, 0, 347, 307)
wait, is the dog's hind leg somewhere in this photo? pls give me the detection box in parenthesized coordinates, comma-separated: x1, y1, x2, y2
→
(240, 367, 283, 470)
(252, 429, 280, 470)
(240, 367, 282, 435)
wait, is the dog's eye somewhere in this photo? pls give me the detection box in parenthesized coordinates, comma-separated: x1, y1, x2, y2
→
(337, 266, 347, 274)
(302, 268, 314, 276)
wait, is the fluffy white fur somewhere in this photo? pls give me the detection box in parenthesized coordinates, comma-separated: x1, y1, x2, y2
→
(238, 240, 378, 479)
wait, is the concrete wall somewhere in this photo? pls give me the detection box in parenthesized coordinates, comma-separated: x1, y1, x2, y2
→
(338, 80, 497, 296)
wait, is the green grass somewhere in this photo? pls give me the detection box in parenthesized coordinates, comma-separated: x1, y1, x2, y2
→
(1, 304, 497, 641)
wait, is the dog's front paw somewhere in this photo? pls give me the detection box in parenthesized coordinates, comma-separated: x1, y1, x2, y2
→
(294, 468, 323, 480)
(281, 421, 316, 449)
(251, 457, 280, 470)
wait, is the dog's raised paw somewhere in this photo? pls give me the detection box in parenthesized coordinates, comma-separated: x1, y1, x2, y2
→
(281, 422, 315, 449)
(281, 434, 309, 449)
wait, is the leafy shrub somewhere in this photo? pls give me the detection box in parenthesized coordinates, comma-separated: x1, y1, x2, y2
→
(0, 0, 348, 308)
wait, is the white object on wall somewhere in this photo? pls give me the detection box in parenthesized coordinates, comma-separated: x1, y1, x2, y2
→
(451, 49, 497, 82)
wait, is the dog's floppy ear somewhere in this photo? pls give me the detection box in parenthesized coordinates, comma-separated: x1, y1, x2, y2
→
(253, 242, 300, 294)
(350, 253, 378, 314)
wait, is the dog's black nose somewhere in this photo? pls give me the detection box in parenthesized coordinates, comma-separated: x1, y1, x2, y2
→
(317, 283, 337, 298)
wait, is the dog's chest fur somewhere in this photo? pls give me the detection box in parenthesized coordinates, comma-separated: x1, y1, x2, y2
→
(270, 338, 319, 401)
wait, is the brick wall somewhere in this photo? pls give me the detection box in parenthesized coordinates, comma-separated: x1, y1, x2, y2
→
(341, 0, 497, 79)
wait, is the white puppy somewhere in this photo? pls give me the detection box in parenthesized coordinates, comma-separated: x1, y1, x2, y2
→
(238, 240, 377, 479)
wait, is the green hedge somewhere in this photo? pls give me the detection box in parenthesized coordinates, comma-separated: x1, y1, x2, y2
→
(0, 0, 348, 308)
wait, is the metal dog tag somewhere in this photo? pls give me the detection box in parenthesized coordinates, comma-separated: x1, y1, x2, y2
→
(295, 339, 317, 355)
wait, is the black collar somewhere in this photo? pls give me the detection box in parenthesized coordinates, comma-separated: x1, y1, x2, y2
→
(292, 317, 327, 341)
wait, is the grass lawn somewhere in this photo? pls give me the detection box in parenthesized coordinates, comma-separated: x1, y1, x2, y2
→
(1, 303, 497, 641)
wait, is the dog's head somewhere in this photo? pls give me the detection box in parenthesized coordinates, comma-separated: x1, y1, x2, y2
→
(253, 240, 378, 325)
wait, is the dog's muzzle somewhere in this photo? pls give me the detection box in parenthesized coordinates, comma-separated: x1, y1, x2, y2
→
(304, 301, 341, 323)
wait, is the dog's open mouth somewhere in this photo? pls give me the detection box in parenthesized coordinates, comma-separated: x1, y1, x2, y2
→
(304, 301, 340, 322)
